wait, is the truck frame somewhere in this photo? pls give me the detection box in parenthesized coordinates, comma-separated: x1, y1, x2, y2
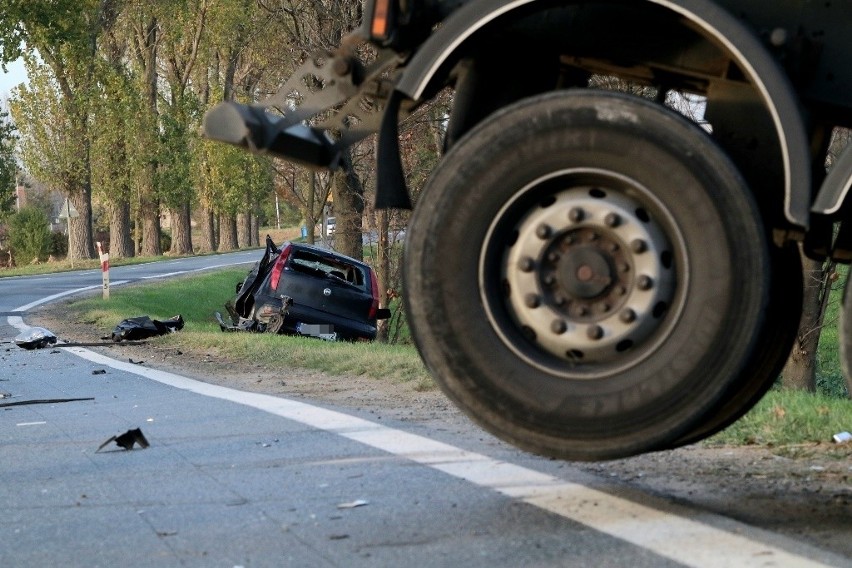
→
(203, 0, 852, 460)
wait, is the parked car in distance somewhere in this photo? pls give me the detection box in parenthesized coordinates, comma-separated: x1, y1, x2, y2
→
(222, 237, 390, 340)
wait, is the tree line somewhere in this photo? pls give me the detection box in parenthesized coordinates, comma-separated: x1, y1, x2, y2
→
(0, 0, 436, 268)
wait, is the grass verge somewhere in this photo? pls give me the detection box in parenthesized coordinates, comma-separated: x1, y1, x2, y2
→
(63, 267, 434, 389)
(709, 387, 851, 449)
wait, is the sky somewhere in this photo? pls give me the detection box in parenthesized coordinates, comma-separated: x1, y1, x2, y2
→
(0, 58, 27, 100)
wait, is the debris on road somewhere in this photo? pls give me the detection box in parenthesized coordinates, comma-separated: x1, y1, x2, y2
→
(92, 369, 107, 375)
(336, 499, 368, 509)
(110, 315, 184, 342)
(833, 431, 851, 444)
(0, 397, 94, 408)
(14, 327, 58, 350)
(96, 428, 150, 452)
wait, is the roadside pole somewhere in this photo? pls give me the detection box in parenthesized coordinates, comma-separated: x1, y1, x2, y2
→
(97, 241, 110, 300)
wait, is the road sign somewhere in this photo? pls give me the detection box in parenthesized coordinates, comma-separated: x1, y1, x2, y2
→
(58, 198, 79, 219)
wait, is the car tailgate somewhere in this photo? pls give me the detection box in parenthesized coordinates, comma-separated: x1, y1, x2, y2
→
(280, 271, 373, 323)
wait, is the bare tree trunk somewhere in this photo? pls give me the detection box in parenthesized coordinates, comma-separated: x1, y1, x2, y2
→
(141, 189, 161, 256)
(138, 16, 160, 257)
(237, 212, 251, 248)
(197, 206, 216, 253)
(251, 213, 260, 247)
(218, 214, 238, 251)
(67, 191, 95, 260)
(782, 253, 836, 391)
(331, 154, 364, 260)
(305, 173, 317, 245)
(169, 203, 193, 254)
(109, 200, 134, 258)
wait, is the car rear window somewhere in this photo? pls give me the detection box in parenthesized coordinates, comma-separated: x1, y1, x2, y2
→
(289, 249, 366, 289)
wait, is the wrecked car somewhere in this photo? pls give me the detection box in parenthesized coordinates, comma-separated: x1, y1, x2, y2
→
(219, 237, 390, 340)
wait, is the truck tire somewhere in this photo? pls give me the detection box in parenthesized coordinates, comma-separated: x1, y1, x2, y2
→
(671, 244, 802, 446)
(404, 90, 770, 460)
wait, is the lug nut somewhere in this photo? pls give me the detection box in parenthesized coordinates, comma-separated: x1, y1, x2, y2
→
(519, 257, 535, 272)
(536, 224, 552, 239)
(604, 213, 621, 227)
(619, 263, 631, 273)
(631, 239, 648, 253)
(332, 57, 351, 76)
(620, 309, 637, 323)
(616, 285, 627, 296)
(525, 294, 541, 308)
(587, 325, 604, 340)
(568, 207, 585, 223)
(547, 251, 561, 263)
(576, 305, 589, 317)
(551, 319, 567, 334)
(637, 275, 654, 290)
(554, 294, 567, 306)
(543, 274, 556, 286)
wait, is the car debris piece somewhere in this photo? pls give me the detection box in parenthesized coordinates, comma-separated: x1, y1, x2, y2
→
(0, 397, 94, 408)
(336, 499, 369, 509)
(111, 315, 184, 342)
(96, 428, 150, 452)
(92, 369, 107, 375)
(833, 431, 852, 444)
(14, 327, 58, 350)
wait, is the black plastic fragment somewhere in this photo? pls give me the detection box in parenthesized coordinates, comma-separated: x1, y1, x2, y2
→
(0, 397, 94, 408)
(111, 315, 184, 342)
(96, 428, 150, 452)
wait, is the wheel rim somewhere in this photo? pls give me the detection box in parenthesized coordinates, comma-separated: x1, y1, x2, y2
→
(480, 169, 688, 379)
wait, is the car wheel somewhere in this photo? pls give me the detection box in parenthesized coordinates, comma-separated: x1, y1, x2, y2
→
(404, 90, 770, 460)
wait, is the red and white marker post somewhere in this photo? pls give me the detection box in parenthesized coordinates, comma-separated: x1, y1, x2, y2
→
(96, 241, 110, 300)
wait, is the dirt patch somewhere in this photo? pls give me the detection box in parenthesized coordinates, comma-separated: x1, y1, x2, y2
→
(30, 307, 852, 559)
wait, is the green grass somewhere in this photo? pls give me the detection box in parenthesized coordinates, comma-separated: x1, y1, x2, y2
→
(709, 387, 852, 449)
(816, 268, 849, 398)
(66, 267, 434, 389)
(59, 266, 851, 448)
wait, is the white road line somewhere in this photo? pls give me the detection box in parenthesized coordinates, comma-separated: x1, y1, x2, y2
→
(12, 284, 111, 312)
(52, 346, 838, 568)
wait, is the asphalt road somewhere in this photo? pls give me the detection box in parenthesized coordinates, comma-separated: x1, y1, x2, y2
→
(1, 253, 849, 568)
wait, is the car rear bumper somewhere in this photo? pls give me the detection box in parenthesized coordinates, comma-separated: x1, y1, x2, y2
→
(255, 300, 377, 340)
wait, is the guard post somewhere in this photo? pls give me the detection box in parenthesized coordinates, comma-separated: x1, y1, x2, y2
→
(96, 241, 110, 300)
